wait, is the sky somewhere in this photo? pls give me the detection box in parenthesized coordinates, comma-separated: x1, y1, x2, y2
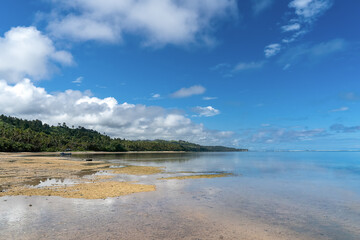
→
(0, 0, 360, 150)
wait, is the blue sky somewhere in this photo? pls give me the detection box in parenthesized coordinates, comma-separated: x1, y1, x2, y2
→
(0, 0, 359, 150)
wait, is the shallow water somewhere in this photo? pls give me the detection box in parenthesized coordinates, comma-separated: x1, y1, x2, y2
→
(1, 152, 360, 239)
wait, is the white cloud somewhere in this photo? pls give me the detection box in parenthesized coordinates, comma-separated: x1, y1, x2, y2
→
(281, 0, 333, 42)
(289, 0, 333, 22)
(171, 85, 206, 98)
(73, 76, 83, 84)
(264, 0, 333, 58)
(282, 30, 307, 43)
(0, 79, 233, 145)
(46, 0, 238, 47)
(49, 15, 119, 43)
(264, 43, 281, 58)
(203, 96, 218, 101)
(149, 93, 162, 100)
(192, 106, 220, 117)
(0, 26, 73, 83)
(252, 0, 273, 15)
(233, 61, 265, 71)
(330, 106, 349, 112)
(281, 23, 301, 32)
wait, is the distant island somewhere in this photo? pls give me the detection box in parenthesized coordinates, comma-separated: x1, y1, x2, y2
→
(0, 115, 247, 152)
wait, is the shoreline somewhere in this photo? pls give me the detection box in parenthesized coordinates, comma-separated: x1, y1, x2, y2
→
(0, 151, 190, 156)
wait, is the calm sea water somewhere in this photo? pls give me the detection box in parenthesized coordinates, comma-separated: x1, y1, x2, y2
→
(1, 152, 360, 239)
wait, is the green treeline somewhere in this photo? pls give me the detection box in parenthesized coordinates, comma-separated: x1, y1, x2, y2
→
(0, 115, 247, 152)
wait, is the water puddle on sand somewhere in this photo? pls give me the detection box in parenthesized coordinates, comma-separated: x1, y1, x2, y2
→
(82, 170, 116, 181)
(109, 165, 126, 168)
(32, 178, 79, 188)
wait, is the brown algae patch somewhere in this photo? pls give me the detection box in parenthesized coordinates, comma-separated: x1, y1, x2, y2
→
(107, 165, 164, 175)
(159, 173, 233, 180)
(0, 181, 156, 199)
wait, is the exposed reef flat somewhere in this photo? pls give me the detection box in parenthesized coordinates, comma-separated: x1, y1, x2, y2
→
(106, 165, 164, 175)
(0, 181, 155, 199)
(0, 153, 160, 199)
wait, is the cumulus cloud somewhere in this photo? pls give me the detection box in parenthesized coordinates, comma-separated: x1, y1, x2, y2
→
(192, 106, 220, 117)
(264, 44, 281, 58)
(233, 61, 265, 71)
(48, 15, 119, 43)
(171, 85, 206, 98)
(251, 0, 273, 15)
(0, 79, 232, 145)
(46, 0, 238, 47)
(0, 26, 73, 83)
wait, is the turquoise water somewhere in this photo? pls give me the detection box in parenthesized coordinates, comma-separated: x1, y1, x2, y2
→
(1, 152, 360, 239)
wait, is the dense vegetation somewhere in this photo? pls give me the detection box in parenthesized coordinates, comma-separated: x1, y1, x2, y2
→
(0, 115, 247, 152)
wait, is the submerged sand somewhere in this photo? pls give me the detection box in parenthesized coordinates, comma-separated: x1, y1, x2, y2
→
(159, 173, 233, 180)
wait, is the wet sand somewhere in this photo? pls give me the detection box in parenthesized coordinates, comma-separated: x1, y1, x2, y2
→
(159, 173, 233, 180)
(0, 181, 155, 199)
(0, 153, 165, 199)
(0, 154, 110, 191)
(107, 165, 165, 175)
